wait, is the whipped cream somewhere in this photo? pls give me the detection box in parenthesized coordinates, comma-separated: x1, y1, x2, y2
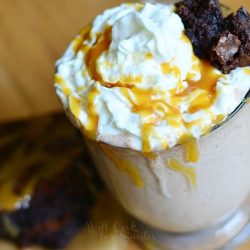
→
(55, 3, 250, 152)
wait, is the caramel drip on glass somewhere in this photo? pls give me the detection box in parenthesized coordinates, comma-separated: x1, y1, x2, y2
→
(100, 144, 144, 188)
(167, 158, 197, 188)
(142, 124, 154, 153)
(183, 139, 200, 163)
(143, 152, 158, 160)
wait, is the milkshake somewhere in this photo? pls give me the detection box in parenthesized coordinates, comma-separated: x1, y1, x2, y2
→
(55, 1, 250, 249)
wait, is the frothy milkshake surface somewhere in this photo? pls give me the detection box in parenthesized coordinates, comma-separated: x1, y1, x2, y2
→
(55, 3, 250, 153)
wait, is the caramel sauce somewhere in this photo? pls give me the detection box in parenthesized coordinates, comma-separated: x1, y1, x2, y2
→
(184, 139, 200, 163)
(121, 87, 178, 152)
(54, 75, 71, 96)
(85, 87, 100, 140)
(142, 124, 154, 153)
(213, 114, 226, 124)
(85, 27, 137, 89)
(120, 75, 142, 85)
(181, 33, 191, 44)
(146, 53, 153, 60)
(85, 27, 112, 84)
(167, 158, 197, 188)
(244, 68, 250, 75)
(100, 144, 144, 188)
(127, 88, 179, 117)
(161, 62, 185, 95)
(69, 96, 81, 118)
(135, 3, 144, 11)
(161, 63, 181, 77)
(73, 25, 91, 53)
(0, 149, 79, 211)
(185, 61, 221, 113)
(143, 152, 158, 160)
(67, 22, 224, 153)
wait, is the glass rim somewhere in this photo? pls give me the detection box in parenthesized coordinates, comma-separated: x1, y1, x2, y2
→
(212, 89, 250, 132)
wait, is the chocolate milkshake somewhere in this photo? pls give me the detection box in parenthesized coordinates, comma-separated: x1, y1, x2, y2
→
(55, 1, 250, 249)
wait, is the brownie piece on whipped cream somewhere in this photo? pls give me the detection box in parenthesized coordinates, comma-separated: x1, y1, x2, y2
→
(176, 0, 250, 73)
(176, 0, 224, 58)
(212, 7, 250, 73)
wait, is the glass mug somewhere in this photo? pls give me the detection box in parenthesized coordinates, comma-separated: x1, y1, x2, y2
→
(83, 89, 250, 250)
(59, 2, 250, 249)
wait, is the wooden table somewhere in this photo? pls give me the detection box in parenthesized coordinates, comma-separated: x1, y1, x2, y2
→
(0, 112, 249, 250)
(0, 0, 249, 122)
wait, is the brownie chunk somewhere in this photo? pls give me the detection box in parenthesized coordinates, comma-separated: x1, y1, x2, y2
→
(0, 114, 103, 249)
(176, 0, 224, 58)
(176, 0, 250, 73)
(0, 164, 94, 249)
(212, 7, 250, 73)
(211, 31, 241, 72)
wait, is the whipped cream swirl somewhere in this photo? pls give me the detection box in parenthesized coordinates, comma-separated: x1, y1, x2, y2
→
(55, 3, 250, 152)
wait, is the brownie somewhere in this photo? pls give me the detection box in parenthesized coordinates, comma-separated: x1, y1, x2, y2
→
(0, 164, 93, 249)
(0, 114, 103, 249)
(176, 0, 250, 73)
(212, 7, 250, 73)
(176, 0, 224, 58)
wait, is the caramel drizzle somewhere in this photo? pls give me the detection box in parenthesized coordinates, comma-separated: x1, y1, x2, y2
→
(85, 27, 112, 84)
(60, 23, 225, 152)
(175, 61, 221, 113)
(85, 27, 136, 89)
(100, 144, 144, 188)
(183, 139, 200, 163)
(121, 87, 179, 152)
(69, 96, 81, 117)
(167, 158, 197, 188)
(72, 25, 91, 53)
(0, 148, 80, 211)
(54, 75, 71, 96)
(85, 87, 100, 140)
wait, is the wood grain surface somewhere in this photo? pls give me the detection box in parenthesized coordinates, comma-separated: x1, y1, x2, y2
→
(0, 0, 249, 122)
